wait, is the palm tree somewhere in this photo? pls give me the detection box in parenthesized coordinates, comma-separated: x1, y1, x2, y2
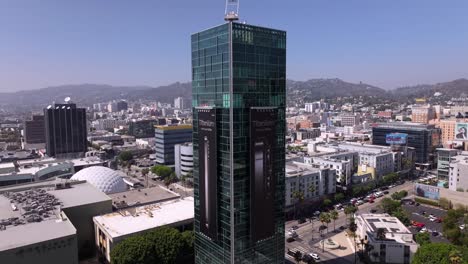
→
(449, 249, 463, 264)
(348, 217, 358, 264)
(344, 205, 358, 226)
(330, 209, 339, 232)
(319, 212, 331, 234)
(292, 191, 304, 219)
(376, 228, 386, 240)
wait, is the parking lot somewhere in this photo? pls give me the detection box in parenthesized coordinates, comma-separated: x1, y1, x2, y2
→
(402, 202, 449, 243)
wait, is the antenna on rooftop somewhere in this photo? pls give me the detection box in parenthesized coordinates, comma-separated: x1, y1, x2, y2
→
(224, 0, 239, 22)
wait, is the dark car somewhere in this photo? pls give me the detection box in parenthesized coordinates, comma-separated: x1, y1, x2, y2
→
(298, 218, 306, 224)
(380, 186, 389, 191)
(291, 225, 299, 230)
(286, 237, 295, 243)
(415, 203, 420, 206)
(370, 209, 377, 213)
(383, 191, 389, 195)
(432, 231, 439, 237)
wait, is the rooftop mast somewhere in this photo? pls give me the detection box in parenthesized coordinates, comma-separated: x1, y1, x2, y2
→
(224, 0, 239, 22)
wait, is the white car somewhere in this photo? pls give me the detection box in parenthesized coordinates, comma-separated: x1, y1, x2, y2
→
(419, 227, 427, 233)
(309, 253, 320, 260)
(287, 231, 298, 238)
(460, 224, 465, 230)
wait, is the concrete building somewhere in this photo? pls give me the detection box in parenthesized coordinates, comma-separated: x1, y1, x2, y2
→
(92, 119, 127, 131)
(355, 214, 418, 264)
(449, 152, 468, 192)
(93, 197, 194, 263)
(411, 105, 435, 124)
(44, 102, 87, 158)
(285, 162, 336, 209)
(116, 100, 128, 112)
(24, 115, 45, 144)
(174, 97, 185, 109)
(0, 155, 106, 187)
(0, 180, 112, 260)
(174, 143, 193, 178)
(437, 148, 459, 180)
(372, 122, 441, 167)
(341, 114, 361, 127)
(154, 125, 192, 165)
(309, 155, 352, 186)
(295, 128, 321, 141)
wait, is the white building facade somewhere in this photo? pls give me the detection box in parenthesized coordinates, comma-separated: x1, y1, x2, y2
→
(174, 143, 193, 178)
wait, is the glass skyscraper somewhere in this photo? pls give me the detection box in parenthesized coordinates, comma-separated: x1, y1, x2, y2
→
(192, 21, 286, 264)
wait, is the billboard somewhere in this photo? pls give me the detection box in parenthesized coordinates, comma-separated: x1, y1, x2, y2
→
(197, 108, 218, 240)
(250, 107, 277, 242)
(386, 133, 408, 145)
(455, 123, 468, 140)
(414, 183, 440, 200)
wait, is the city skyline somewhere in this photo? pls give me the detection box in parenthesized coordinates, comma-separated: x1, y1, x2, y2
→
(1, 0, 468, 92)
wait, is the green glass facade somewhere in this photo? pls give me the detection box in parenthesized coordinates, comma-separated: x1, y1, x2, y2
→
(192, 22, 286, 264)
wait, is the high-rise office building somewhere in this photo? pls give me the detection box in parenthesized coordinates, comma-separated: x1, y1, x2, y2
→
(44, 103, 87, 157)
(154, 125, 192, 165)
(116, 100, 128, 112)
(24, 115, 45, 144)
(372, 122, 441, 167)
(192, 18, 286, 263)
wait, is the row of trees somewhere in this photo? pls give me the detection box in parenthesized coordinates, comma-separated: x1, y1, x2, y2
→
(111, 227, 194, 264)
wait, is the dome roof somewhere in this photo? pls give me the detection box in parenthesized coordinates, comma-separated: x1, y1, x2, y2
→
(70, 166, 127, 194)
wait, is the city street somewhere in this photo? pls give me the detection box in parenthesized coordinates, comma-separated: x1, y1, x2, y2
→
(285, 181, 414, 263)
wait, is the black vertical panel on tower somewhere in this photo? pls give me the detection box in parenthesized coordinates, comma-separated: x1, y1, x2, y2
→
(197, 108, 218, 240)
(250, 107, 277, 242)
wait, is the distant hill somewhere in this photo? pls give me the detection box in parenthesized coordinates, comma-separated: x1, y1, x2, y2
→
(1, 78, 467, 110)
(286, 78, 386, 105)
(0, 82, 192, 109)
(391, 78, 468, 103)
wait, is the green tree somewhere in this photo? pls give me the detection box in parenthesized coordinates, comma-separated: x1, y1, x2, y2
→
(382, 172, 399, 185)
(391, 190, 408, 200)
(334, 193, 345, 202)
(110, 227, 191, 264)
(293, 250, 302, 264)
(415, 232, 431, 246)
(323, 198, 332, 208)
(379, 197, 401, 214)
(330, 209, 339, 232)
(449, 249, 463, 264)
(412, 243, 460, 264)
(344, 205, 358, 226)
(111, 235, 156, 264)
(119, 151, 134, 162)
(151, 165, 173, 179)
(319, 212, 331, 234)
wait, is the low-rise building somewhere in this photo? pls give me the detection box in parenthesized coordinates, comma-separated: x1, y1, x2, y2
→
(449, 152, 468, 192)
(0, 180, 112, 261)
(93, 197, 194, 263)
(174, 143, 193, 178)
(285, 162, 336, 209)
(356, 214, 418, 264)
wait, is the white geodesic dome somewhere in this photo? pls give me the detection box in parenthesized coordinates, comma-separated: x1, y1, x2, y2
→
(70, 166, 127, 194)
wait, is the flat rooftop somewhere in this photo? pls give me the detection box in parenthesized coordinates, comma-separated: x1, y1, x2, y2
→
(94, 197, 194, 240)
(0, 187, 77, 251)
(0, 179, 111, 209)
(109, 186, 179, 209)
(358, 213, 415, 244)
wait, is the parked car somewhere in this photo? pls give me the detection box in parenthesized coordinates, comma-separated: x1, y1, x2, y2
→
(291, 225, 299, 230)
(309, 253, 320, 260)
(383, 191, 389, 195)
(298, 218, 306, 224)
(286, 237, 295, 243)
(370, 209, 378, 213)
(460, 224, 465, 230)
(412, 221, 425, 228)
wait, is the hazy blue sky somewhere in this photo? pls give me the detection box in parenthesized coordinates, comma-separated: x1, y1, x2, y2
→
(1, 0, 468, 92)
